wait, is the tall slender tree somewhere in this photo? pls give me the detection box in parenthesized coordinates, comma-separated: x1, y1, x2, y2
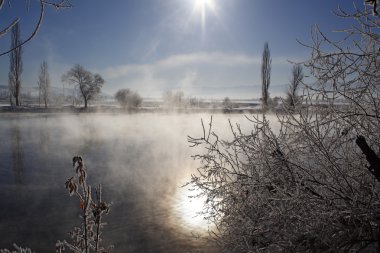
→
(8, 22, 22, 106)
(286, 64, 303, 109)
(38, 61, 50, 108)
(261, 42, 271, 108)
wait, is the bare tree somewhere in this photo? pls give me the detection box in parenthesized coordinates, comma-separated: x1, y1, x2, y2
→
(261, 42, 271, 109)
(188, 2, 380, 252)
(8, 22, 22, 106)
(38, 60, 50, 108)
(62, 65, 104, 109)
(286, 64, 303, 109)
(0, 0, 72, 56)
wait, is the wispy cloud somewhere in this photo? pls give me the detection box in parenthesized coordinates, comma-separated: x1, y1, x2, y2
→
(142, 39, 161, 61)
(104, 52, 258, 79)
(101, 52, 294, 98)
(158, 52, 258, 69)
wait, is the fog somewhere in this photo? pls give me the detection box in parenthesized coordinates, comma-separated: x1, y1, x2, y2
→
(0, 112, 269, 252)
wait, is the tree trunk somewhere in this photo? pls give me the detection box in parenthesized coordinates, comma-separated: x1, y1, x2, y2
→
(261, 42, 271, 108)
(356, 135, 380, 183)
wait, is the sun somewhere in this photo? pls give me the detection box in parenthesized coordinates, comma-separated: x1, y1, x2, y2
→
(193, 0, 216, 17)
(194, 0, 216, 11)
(192, 0, 217, 37)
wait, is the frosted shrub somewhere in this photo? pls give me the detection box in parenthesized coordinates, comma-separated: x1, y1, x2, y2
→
(0, 244, 33, 253)
(188, 112, 380, 252)
(188, 2, 380, 251)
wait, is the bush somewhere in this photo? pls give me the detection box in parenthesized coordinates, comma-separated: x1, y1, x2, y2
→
(188, 2, 380, 252)
(222, 97, 233, 111)
(114, 89, 142, 109)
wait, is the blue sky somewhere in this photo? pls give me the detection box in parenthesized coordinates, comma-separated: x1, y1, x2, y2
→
(0, 0, 365, 99)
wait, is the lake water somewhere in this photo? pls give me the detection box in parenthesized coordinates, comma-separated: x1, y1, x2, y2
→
(0, 112, 257, 252)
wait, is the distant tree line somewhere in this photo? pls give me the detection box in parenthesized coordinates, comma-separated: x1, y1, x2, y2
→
(5, 22, 108, 109)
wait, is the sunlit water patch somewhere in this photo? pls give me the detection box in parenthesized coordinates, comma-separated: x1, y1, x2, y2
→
(173, 183, 210, 231)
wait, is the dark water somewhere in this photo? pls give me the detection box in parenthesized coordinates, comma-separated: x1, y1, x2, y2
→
(0, 113, 251, 252)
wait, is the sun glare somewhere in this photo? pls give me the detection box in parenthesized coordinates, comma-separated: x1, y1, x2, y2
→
(173, 185, 209, 231)
(194, 0, 216, 11)
(191, 0, 217, 37)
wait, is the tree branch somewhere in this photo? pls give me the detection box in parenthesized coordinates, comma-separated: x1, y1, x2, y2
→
(356, 135, 380, 182)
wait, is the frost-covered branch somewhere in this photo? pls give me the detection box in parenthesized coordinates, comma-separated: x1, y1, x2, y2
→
(0, 0, 72, 56)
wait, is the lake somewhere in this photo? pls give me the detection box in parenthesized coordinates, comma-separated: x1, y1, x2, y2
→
(0, 112, 257, 252)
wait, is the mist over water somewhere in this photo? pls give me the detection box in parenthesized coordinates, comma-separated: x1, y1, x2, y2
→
(0, 112, 261, 252)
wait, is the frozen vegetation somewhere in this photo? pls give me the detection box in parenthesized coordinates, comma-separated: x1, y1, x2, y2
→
(1, 0, 380, 252)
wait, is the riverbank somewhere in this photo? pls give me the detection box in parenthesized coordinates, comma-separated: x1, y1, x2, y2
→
(0, 104, 265, 114)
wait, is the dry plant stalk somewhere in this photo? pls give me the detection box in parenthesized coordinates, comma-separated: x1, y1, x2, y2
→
(56, 156, 112, 253)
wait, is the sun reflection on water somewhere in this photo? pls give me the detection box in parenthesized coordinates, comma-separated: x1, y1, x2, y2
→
(172, 184, 210, 232)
